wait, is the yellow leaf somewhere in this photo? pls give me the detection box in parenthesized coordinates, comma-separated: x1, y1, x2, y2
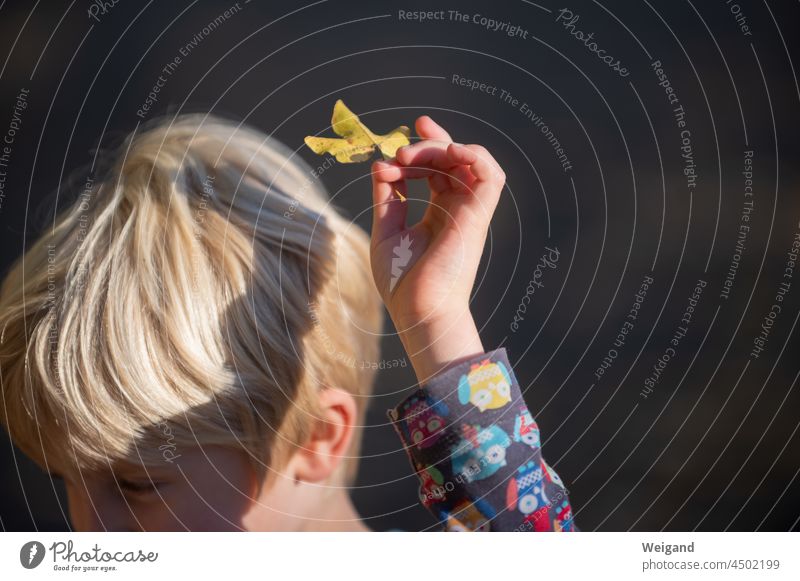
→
(304, 99, 410, 163)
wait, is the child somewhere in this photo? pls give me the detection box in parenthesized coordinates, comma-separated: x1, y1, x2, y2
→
(0, 113, 574, 531)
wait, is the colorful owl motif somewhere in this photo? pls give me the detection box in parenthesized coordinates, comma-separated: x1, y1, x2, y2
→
(512, 407, 541, 450)
(398, 393, 449, 450)
(418, 466, 446, 508)
(457, 359, 512, 412)
(542, 460, 564, 488)
(451, 423, 511, 482)
(444, 499, 496, 532)
(506, 460, 549, 527)
(553, 498, 575, 532)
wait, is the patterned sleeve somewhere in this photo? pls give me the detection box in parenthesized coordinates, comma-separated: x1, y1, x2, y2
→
(387, 347, 576, 532)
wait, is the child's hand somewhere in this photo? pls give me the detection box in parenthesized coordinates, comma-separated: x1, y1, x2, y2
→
(370, 116, 506, 381)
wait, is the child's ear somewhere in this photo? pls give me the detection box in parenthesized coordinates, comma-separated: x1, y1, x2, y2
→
(291, 387, 357, 484)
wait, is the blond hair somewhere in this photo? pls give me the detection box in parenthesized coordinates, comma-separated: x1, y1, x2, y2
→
(0, 114, 383, 486)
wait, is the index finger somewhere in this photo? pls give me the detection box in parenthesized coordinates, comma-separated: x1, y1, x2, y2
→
(396, 140, 457, 170)
(415, 115, 453, 142)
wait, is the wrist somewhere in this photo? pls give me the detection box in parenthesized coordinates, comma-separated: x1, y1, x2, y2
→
(395, 307, 484, 384)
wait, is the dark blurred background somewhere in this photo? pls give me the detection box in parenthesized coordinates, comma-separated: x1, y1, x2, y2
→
(0, 0, 798, 531)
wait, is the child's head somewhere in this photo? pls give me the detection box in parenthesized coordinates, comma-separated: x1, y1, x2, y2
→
(0, 115, 383, 530)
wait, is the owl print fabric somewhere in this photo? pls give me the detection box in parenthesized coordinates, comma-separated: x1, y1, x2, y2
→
(388, 348, 576, 532)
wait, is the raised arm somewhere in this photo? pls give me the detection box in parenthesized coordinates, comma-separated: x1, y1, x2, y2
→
(388, 347, 575, 532)
(370, 115, 575, 531)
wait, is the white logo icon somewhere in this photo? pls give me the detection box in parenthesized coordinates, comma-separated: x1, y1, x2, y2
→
(389, 235, 412, 292)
